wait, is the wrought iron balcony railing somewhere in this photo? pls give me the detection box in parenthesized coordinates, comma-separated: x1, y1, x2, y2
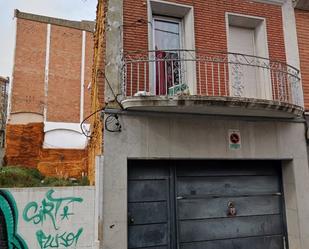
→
(122, 49, 302, 106)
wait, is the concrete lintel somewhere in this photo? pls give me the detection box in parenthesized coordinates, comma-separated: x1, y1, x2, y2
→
(251, 0, 286, 5)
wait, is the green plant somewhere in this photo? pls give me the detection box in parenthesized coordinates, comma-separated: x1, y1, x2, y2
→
(0, 166, 90, 187)
(0, 166, 42, 187)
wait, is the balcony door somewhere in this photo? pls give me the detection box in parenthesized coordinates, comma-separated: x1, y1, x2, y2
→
(228, 26, 260, 98)
(153, 17, 183, 95)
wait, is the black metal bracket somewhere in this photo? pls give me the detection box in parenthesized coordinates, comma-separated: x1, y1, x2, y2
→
(105, 114, 122, 133)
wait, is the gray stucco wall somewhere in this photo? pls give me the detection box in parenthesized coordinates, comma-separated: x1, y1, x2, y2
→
(101, 113, 309, 249)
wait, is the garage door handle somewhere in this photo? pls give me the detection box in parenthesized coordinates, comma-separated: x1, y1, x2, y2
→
(128, 214, 135, 224)
(177, 196, 184, 200)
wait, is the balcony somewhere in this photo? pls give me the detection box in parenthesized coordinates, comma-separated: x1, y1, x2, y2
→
(121, 50, 303, 118)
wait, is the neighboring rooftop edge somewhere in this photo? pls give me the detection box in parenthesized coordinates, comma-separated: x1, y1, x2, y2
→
(14, 9, 95, 32)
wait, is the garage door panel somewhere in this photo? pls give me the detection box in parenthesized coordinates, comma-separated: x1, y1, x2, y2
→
(178, 196, 281, 220)
(128, 202, 168, 225)
(177, 176, 280, 196)
(177, 164, 278, 177)
(128, 160, 285, 249)
(128, 164, 170, 180)
(128, 224, 168, 249)
(134, 247, 168, 249)
(179, 215, 283, 242)
(128, 180, 168, 202)
(179, 235, 283, 249)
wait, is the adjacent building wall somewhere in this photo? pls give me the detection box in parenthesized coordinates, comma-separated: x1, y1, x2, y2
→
(5, 11, 95, 179)
(5, 123, 88, 178)
(295, 9, 309, 111)
(0, 76, 9, 165)
(87, 1, 107, 184)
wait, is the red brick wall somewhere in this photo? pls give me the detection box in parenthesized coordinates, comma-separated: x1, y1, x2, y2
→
(7, 18, 94, 180)
(123, 0, 286, 94)
(5, 123, 44, 167)
(47, 25, 83, 123)
(5, 123, 88, 178)
(11, 19, 46, 114)
(295, 9, 309, 110)
(11, 18, 93, 122)
(38, 148, 88, 178)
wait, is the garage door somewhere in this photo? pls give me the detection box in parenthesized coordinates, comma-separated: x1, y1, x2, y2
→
(128, 160, 287, 249)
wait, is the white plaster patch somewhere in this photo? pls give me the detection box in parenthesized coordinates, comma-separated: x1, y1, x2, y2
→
(43, 122, 90, 149)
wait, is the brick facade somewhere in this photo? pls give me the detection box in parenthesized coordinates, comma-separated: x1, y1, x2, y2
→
(5, 123, 87, 178)
(6, 11, 94, 180)
(11, 18, 46, 114)
(11, 16, 93, 122)
(124, 0, 285, 58)
(123, 0, 287, 95)
(295, 9, 309, 111)
(47, 25, 83, 123)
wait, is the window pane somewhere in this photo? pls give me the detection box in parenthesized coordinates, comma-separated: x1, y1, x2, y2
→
(154, 19, 180, 50)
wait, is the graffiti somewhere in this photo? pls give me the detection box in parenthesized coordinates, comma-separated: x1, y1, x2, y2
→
(23, 189, 82, 230)
(36, 228, 83, 249)
(22, 189, 84, 249)
(0, 190, 28, 249)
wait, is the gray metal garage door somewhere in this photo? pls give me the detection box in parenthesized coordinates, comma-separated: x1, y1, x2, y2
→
(128, 160, 287, 249)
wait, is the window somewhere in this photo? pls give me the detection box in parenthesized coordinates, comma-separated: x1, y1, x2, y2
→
(153, 17, 183, 95)
(226, 13, 271, 99)
(148, 0, 195, 95)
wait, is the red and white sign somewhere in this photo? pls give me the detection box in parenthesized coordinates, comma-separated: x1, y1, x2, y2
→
(228, 130, 241, 150)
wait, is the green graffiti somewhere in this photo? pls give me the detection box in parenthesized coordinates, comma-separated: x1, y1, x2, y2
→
(23, 189, 83, 230)
(0, 190, 28, 249)
(60, 206, 73, 220)
(36, 228, 83, 249)
(23, 189, 84, 248)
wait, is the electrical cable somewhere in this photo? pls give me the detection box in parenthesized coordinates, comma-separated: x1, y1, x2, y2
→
(80, 107, 105, 138)
(80, 70, 124, 137)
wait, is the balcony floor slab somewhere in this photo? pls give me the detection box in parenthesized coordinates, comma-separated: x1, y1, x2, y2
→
(121, 95, 304, 119)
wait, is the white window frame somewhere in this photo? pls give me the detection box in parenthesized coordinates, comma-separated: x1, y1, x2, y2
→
(226, 12, 272, 100)
(152, 16, 184, 95)
(148, 0, 196, 95)
(152, 16, 183, 50)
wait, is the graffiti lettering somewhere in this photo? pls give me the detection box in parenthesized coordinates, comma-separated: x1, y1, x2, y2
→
(22, 189, 85, 248)
(23, 189, 83, 230)
(0, 190, 28, 249)
(36, 228, 83, 249)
